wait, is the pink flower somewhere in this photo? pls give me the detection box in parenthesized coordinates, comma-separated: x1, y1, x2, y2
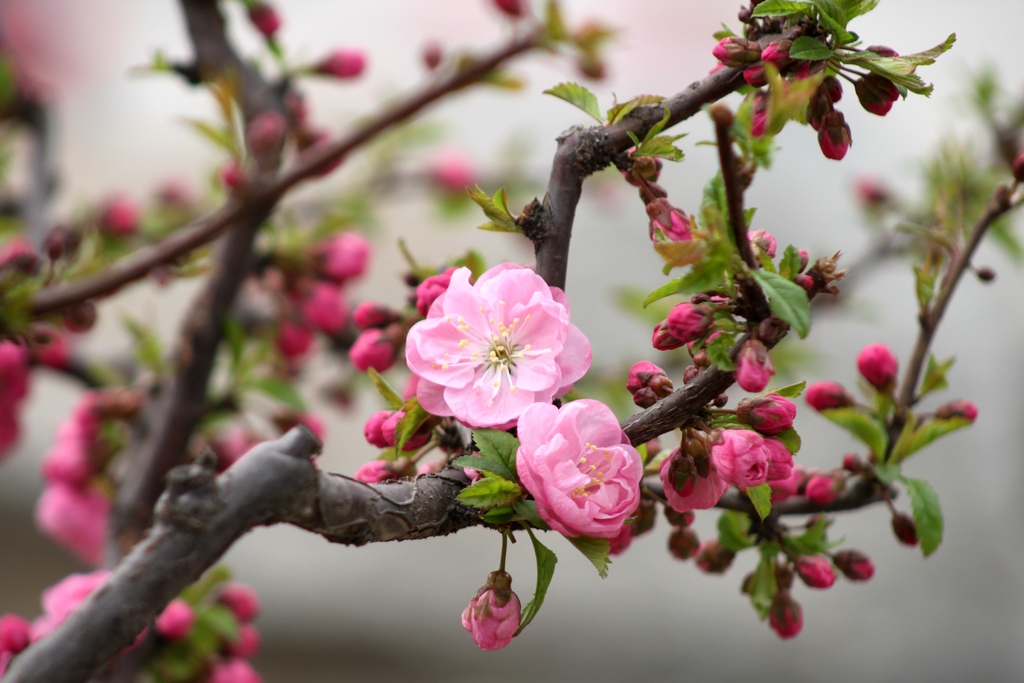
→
(818, 111, 852, 161)
(608, 524, 633, 556)
(516, 400, 642, 538)
(461, 571, 521, 651)
(665, 303, 712, 345)
(0, 614, 31, 653)
(430, 149, 476, 193)
(857, 342, 898, 389)
(804, 381, 853, 411)
(353, 459, 398, 483)
(352, 302, 399, 330)
(659, 450, 728, 513)
(302, 282, 348, 335)
(226, 624, 261, 658)
(349, 328, 398, 372)
(31, 571, 111, 640)
(155, 599, 195, 640)
(315, 48, 367, 79)
(737, 394, 796, 435)
(805, 473, 842, 504)
(770, 465, 807, 503)
(710, 429, 770, 489)
(35, 483, 109, 566)
(98, 195, 139, 236)
(406, 264, 591, 429)
(363, 410, 393, 448)
(769, 592, 803, 639)
(936, 399, 978, 422)
(795, 556, 836, 589)
(209, 658, 263, 683)
(416, 267, 458, 317)
(247, 3, 281, 38)
(41, 436, 94, 487)
(747, 229, 777, 259)
(319, 232, 371, 284)
(219, 584, 260, 623)
(735, 339, 774, 392)
(275, 320, 315, 360)
(833, 549, 875, 581)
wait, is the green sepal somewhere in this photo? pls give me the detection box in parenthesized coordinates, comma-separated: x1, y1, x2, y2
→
(789, 36, 833, 61)
(920, 354, 955, 397)
(512, 500, 551, 530)
(773, 428, 802, 455)
(394, 397, 431, 453)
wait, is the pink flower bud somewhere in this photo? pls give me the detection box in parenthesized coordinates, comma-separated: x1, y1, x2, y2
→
(363, 410, 394, 448)
(750, 92, 769, 137)
(804, 473, 843, 504)
(430, 149, 476, 194)
(833, 549, 875, 581)
(935, 399, 978, 423)
(219, 160, 243, 190)
(0, 341, 30, 405)
(651, 321, 685, 351)
(804, 381, 854, 411)
(764, 437, 794, 482)
(30, 327, 71, 369)
(349, 328, 398, 372)
(1013, 151, 1024, 184)
(319, 232, 371, 284)
(226, 623, 261, 658)
(743, 64, 767, 87)
(843, 453, 864, 472)
(769, 591, 803, 639)
(695, 540, 736, 573)
(760, 40, 792, 67)
(892, 513, 918, 546)
(737, 393, 796, 435)
(646, 198, 692, 242)
(219, 584, 260, 623)
(247, 3, 281, 38)
(422, 42, 443, 70)
(492, 0, 524, 18)
(747, 229, 776, 259)
(608, 524, 633, 556)
(275, 320, 315, 360)
(462, 571, 521, 651)
(711, 429, 770, 489)
(735, 339, 774, 392)
(381, 410, 430, 451)
(866, 45, 899, 57)
(41, 438, 93, 488)
(315, 48, 367, 79)
(415, 267, 457, 317)
(770, 465, 807, 503)
(626, 360, 674, 408)
(857, 342, 898, 390)
(208, 658, 262, 683)
(352, 301, 400, 330)
(795, 556, 836, 589)
(353, 459, 399, 483)
(805, 87, 833, 131)
(817, 110, 852, 160)
(98, 195, 139, 236)
(35, 483, 109, 566)
(668, 526, 701, 560)
(821, 76, 843, 103)
(302, 282, 348, 335)
(712, 37, 762, 67)
(665, 303, 713, 345)
(155, 599, 195, 640)
(245, 112, 286, 161)
(0, 614, 31, 653)
(659, 446, 728, 513)
(855, 74, 900, 116)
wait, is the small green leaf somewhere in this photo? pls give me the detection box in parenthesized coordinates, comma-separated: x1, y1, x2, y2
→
(745, 483, 772, 520)
(913, 264, 936, 312)
(394, 397, 431, 452)
(902, 477, 943, 556)
(873, 462, 901, 485)
(750, 270, 811, 338)
(515, 528, 558, 635)
(122, 315, 165, 377)
(182, 118, 236, 155)
(467, 185, 519, 231)
(543, 82, 603, 123)
(706, 332, 736, 372)
(634, 134, 686, 162)
(895, 417, 973, 462)
(789, 36, 833, 60)
(606, 94, 664, 125)
(477, 221, 524, 233)
(642, 267, 725, 307)
(512, 500, 550, 530)
(542, 0, 567, 43)
(367, 367, 404, 409)
(452, 454, 515, 482)
(783, 516, 840, 555)
(567, 535, 611, 578)
(197, 604, 239, 643)
(481, 505, 516, 524)
(751, 0, 813, 18)
(247, 377, 307, 412)
(820, 407, 888, 458)
(749, 542, 779, 619)
(457, 475, 522, 510)
(778, 244, 803, 280)
(717, 510, 755, 551)
(773, 428, 801, 455)
(770, 381, 807, 399)
(920, 355, 954, 397)
(642, 107, 672, 144)
(472, 429, 520, 480)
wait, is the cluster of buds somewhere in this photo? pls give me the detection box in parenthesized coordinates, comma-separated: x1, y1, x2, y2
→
(665, 506, 700, 561)
(626, 361, 674, 408)
(652, 301, 714, 351)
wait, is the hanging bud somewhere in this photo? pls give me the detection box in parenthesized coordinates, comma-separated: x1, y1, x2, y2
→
(352, 301, 401, 330)
(892, 513, 918, 546)
(855, 74, 900, 116)
(98, 195, 140, 237)
(646, 198, 692, 242)
(821, 76, 843, 103)
(1013, 151, 1024, 183)
(462, 570, 521, 651)
(804, 381, 854, 411)
(935, 399, 978, 423)
(492, 0, 524, 18)
(857, 342, 899, 391)
(663, 508, 695, 528)
(349, 326, 400, 372)
(737, 394, 797, 435)
(626, 360, 674, 408)
(422, 42, 443, 70)
(43, 225, 80, 263)
(735, 339, 775, 392)
(794, 556, 836, 589)
(668, 525, 701, 560)
(695, 540, 736, 573)
(769, 591, 803, 639)
(818, 110, 852, 160)
(712, 37, 762, 67)
(805, 86, 834, 131)
(750, 91, 769, 138)
(314, 48, 367, 79)
(651, 321, 686, 351)
(630, 497, 657, 537)
(975, 266, 996, 282)
(833, 549, 875, 581)
(247, 3, 281, 39)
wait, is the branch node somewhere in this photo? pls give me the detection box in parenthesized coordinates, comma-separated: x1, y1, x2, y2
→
(518, 198, 548, 244)
(155, 452, 223, 532)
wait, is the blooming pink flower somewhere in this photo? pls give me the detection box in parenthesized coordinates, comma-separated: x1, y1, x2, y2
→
(710, 430, 770, 490)
(406, 264, 591, 429)
(226, 624, 261, 658)
(31, 570, 111, 640)
(747, 229, 777, 259)
(659, 451, 729, 513)
(416, 267, 458, 318)
(315, 48, 367, 79)
(319, 232, 371, 284)
(462, 571, 521, 651)
(353, 459, 398, 483)
(769, 592, 803, 639)
(833, 549, 875, 581)
(0, 614, 31, 653)
(430, 149, 476, 193)
(737, 394, 796, 435)
(936, 399, 978, 422)
(209, 658, 263, 683)
(302, 282, 348, 335)
(219, 584, 260, 623)
(35, 483, 109, 566)
(516, 400, 642, 538)
(805, 473, 842, 504)
(795, 556, 836, 589)
(857, 342, 898, 389)
(349, 328, 398, 372)
(155, 599, 195, 640)
(804, 381, 853, 411)
(735, 339, 774, 392)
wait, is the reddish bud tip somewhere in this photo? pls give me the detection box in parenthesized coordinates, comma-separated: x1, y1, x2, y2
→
(892, 513, 918, 546)
(833, 549, 875, 581)
(857, 342, 899, 390)
(805, 381, 854, 411)
(935, 399, 978, 423)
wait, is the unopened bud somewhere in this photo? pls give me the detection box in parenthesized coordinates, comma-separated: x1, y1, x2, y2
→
(855, 74, 900, 117)
(833, 549, 875, 581)
(804, 472, 844, 504)
(794, 555, 836, 589)
(352, 301, 401, 330)
(737, 393, 797, 435)
(247, 3, 281, 39)
(630, 497, 657, 537)
(857, 342, 898, 391)
(626, 360, 674, 408)
(975, 266, 996, 282)
(652, 320, 685, 351)
(805, 381, 854, 411)
(935, 399, 978, 423)
(760, 40, 792, 68)
(695, 540, 735, 573)
(663, 507, 695, 528)
(743, 64, 767, 87)
(769, 591, 803, 639)
(314, 48, 367, 79)
(668, 525, 701, 560)
(682, 365, 700, 384)
(821, 76, 843, 104)
(892, 512, 918, 546)
(246, 111, 287, 159)
(712, 37, 762, 67)
(62, 302, 97, 333)
(866, 45, 899, 57)
(735, 339, 775, 393)
(818, 110, 852, 161)
(842, 453, 864, 472)
(422, 42, 443, 70)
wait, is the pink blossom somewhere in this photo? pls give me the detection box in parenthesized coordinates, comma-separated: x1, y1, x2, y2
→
(834, 549, 875, 581)
(35, 483, 109, 566)
(0, 614, 30, 653)
(98, 195, 139, 236)
(857, 342, 898, 389)
(936, 399, 978, 422)
(608, 524, 633, 556)
(462, 571, 521, 651)
(352, 301, 399, 330)
(302, 282, 348, 335)
(349, 328, 398, 372)
(805, 381, 853, 411)
(769, 592, 802, 639)
(416, 267, 457, 317)
(209, 658, 263, 683)
(226, 624, 261, 658)
(219, 584, 260, 623)
(353, 459, 398, 483)
(363, 410, 393, 448)
(403, 373, 420, 400)
(665, 303, 712, 345)
(31, 570, 111, 640)
(710, 429, 770, 490)
(275, 320, 315, 360)
(659, 449, 728, 513)
(795, 556, 836, 589)
(247, 3, 280, 38)
(737, 393, 796, 435)
(747, 229, 777, 259)
(155, 599, 195, 640)
(516, 400, 642, 538)
(430, 149, 476, 193)
(319, 232, 371, 284)
(764, 437, 794, 482)
(770, 465, 806, 503)
(315, 48, 367, 79)
(805, 473, 842, 504)
(406, 264, 591, 429)
(735, 339, 774, 392)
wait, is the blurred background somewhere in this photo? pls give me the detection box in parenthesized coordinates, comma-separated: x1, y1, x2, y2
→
(1, 0, 1023, 681)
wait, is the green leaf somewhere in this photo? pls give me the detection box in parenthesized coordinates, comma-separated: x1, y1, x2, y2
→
(770, 381, 806, 399)
(457, 475, 522, 510)
(481, 505, 516, 524)
(894, 417, 973, 462)
(820, 407, 888, 458)
(197, 604, 238, 642)
(467, 185, 519, 231)
(902, 477, 943, 556)
(515, 528, 558, 635)
(773, 428, 801, 455)
(888, 414, 917, 464)
(477, 221, 524, 233)
(750, 270, 811, 338)
(642, 106, 672, 144)
(717, 510, 755, 552)
(844, 0, 879, 20)
(789, 36, 833, 60)
(542, 0, 567, 43)
(920, 355, 954, 397)
(543, 82, 603, 123)
(182, 118, 237, 155)
(745, 483, 772, 521)
(567, 535, 611, 578)
(913, 264, 936, 312)
(873, 462, 901, 485)
(751, 0, 813, 18)
(512, 500, 550, 530)
(122, 315, 166, 377)
(247, 377, 307, 412)
(778, 244, 803, 280)
(394, 397, 431, 452)
(705, 332, 737, 371)
(749, 542, 779, 619)
(642, 267, 725, 307)
(472, 429, 520, 480)
(634, 133, 686, 162)
(782, 516, 838, 555)
(606, 94, 664, 125)
(367, 367, 404, 409)
(452, 455, 515, 482)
